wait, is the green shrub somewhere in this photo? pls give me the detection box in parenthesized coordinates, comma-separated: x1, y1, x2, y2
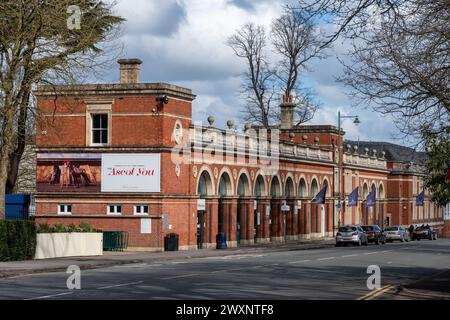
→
(38, 223, 51, 233)
(66, 223, 80, 233)
(0, 220, 36, 262)
(50, 223, 67, 233)
(36, 222, 100, 234)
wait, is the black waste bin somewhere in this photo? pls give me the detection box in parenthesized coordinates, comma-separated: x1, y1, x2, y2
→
(164, 233, 179, 251)
(216, 232, 227, 250)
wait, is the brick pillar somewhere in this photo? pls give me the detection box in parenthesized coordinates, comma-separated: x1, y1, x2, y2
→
(239, 197, 255, 245)
(271, 198, 283, 242)
(221, 197, 238, 247)
(207, 197, 219, 249)
(287, 198, 297, 240)
(257, 197, 271, 243)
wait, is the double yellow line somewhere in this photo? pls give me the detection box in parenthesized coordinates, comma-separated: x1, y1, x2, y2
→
(357, 285, 396, 300)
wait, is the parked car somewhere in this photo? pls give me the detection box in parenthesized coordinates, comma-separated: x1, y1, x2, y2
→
(384, 226, 411, 242)
(336, 225, 368, 247)
(361, 225, 386, 245)
(411, 225, 437, 241)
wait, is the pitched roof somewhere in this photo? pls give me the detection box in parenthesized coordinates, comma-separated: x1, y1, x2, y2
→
(344, 140, 428, 165)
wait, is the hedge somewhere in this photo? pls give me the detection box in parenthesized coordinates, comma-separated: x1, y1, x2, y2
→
(0, 220, 36, 262)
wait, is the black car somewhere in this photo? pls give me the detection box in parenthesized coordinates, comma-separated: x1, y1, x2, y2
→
(411, 225, 437, 241)
(361, 225, 386, 245)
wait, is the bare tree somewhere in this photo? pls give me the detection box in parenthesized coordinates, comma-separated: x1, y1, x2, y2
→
(292, 0, 402, 48)
(271, 11, 326, 125)
(337, 0, 449, 139)
(0, 0, 124, 219)
(293, 0, 449, 139)
(227, 23, 277, 127)
(228, 10, 326, 128)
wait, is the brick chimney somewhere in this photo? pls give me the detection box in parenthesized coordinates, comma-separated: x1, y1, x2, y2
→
(118, 58, 143, 84)
(280, 95, 295, 130)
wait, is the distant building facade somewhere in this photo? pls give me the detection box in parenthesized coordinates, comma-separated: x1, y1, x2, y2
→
(33, 59, 446, 251)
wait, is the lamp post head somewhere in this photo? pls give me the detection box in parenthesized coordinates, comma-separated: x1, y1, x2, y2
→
(354, 117, 361, 126)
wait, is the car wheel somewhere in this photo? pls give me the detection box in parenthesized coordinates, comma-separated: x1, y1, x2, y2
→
(417, 238, 421, 241)
(335, 243, 341, 247)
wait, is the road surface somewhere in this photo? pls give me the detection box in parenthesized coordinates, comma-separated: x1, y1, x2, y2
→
(0, 239, 449, 300)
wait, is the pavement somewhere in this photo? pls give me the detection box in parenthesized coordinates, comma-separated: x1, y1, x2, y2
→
(0, 239, 335, 279)
(0, 238, 449, 300)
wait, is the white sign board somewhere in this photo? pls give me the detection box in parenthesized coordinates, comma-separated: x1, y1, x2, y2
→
(102, 154, 161, 193)
(282, 205, 290, 212)
(197, 199, 206, 211)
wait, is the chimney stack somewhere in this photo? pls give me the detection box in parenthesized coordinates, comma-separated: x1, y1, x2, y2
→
(280, 95, 295, 130)
(118, 58, 143, 84)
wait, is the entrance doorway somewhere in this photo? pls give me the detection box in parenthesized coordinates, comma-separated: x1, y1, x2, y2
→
(197, 210, 205, 249)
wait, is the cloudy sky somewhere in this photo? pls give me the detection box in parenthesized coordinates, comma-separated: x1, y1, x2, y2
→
(100, 0, 402, 144)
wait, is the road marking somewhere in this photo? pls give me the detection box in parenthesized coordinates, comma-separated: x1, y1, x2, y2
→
(317, 257, 336, 261)
(162, 274, 198, 280)
(387, 261, 393, 264)
(381, 250, 392, 253)
(364, 252, 379, 255)
(342, 254, 358, 258)
(357, 285, 395, 300)
(25, 292, 74, 300)
(97, 281, 144, 290)
(289, 260, 311, 264)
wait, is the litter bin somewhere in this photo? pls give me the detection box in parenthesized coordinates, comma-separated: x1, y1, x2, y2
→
(216, 232, 227, 250)
(165, 233, 179, 251)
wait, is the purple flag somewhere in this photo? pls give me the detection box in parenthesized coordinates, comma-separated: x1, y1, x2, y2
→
(366, 185, 376, 208)
(313, 185, 328, 204)
(348, 187, 359, 207)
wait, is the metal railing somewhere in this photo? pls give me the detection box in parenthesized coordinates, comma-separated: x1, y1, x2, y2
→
(103, 231, 129, 252)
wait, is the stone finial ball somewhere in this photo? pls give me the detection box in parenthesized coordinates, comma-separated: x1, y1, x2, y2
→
(207, 116, 215, 126)
(227, 120, 234, 129)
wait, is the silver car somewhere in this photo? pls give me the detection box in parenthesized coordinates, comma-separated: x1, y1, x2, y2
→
(336, 225, 368, 246)
(384, 226, 411, 242)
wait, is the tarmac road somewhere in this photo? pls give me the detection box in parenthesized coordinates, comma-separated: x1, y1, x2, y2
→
(0, 239, 449, 300)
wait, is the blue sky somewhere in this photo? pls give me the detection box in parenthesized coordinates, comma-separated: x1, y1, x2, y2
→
(99, 0, 403, 144)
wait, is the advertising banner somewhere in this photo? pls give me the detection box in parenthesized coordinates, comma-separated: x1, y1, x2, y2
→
(36, 153, 161, 193)
(101, 154, 161, 193)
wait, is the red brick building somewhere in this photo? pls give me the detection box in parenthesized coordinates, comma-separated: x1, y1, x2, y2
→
(34, 59, 446, 251)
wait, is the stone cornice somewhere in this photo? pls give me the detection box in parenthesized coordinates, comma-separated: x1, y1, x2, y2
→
(35, 83, 196, 102)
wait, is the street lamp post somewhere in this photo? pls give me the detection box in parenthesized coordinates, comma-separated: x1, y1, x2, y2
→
(337, 111, 360, 230)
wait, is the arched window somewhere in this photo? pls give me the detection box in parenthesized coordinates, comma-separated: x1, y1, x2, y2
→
(311, 179, 319, 198)
(284, 177, 294, 198)
(197, 171, 212, 197)
(298, 178, 307, 198)
(379, 184, 385, 199)
(270, 177, 281, 197)
(254, 176, 266, 198)
(237, 174, 250, 197)
(219, 173, 232, 197)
